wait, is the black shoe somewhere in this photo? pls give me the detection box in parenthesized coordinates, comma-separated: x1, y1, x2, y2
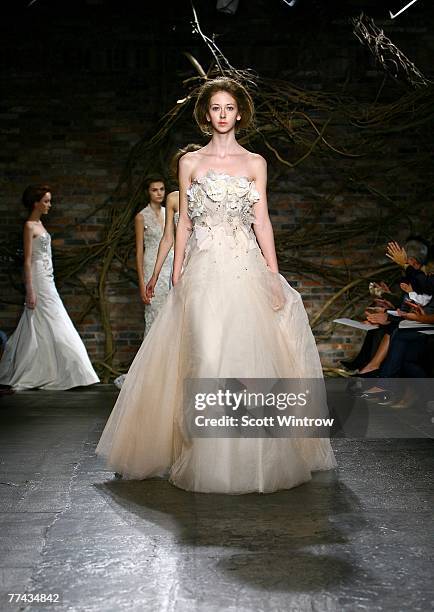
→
(351, 369, 380, 378)
(340, 360, 360, 370)
(360, 390, 392, 403)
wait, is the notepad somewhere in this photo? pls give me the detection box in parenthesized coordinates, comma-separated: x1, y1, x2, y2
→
(333, 318, 379, 331)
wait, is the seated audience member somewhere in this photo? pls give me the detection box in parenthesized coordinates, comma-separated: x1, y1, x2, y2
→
(340, 282, 399, 372)
(345, 236, 433, 377)
(365, 302, 434, 378)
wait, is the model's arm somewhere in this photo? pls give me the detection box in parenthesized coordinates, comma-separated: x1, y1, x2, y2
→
(146, 191, 178, 298)
(251, 156, 279, 274)
(172, 156, 193, 285)
(134, 213, 148, 304)
(23, 222, 36, 309)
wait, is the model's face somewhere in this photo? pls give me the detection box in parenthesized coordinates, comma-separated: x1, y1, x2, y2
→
(148, 182, 165, 204)
(206, 91, 241, 133)
(34, 192, 51, 215)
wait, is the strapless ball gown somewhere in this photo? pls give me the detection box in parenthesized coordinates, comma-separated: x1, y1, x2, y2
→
(96, 170, 336, 494)
(0, 232, 99, 391)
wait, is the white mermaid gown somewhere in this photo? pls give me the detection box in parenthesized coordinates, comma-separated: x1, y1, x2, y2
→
(0, 231, 99, 391)
(96, 171, 336, 494)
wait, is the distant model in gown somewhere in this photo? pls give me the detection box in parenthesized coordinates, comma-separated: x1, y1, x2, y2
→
(96, 77, 336, 494)
(0, 185, 99, 391)
(114, 176, 173, 389)
(135, 175, 173, 333)
(146, 144, 202, 301)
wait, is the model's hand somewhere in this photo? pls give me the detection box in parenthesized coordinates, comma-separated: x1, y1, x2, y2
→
(400, 282, 413, 293)
(386, 241, 407, 267)
(269, 272, 286, 311)
(146, 275, 157, 300)
(25, 291, 37, 309)
(139, 286, 151, 305)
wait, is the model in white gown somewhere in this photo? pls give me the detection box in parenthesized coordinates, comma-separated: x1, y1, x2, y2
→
(96, 78, 336, 493)
(140, 204, 173, 330)
(113, 186, 174, 389)
(96, 170, 336, 492)
(0, 230, 99, 391)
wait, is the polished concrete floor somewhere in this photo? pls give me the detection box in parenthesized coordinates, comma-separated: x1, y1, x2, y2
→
(0, 386, 432, 612)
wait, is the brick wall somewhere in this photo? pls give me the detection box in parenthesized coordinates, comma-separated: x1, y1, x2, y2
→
(0, 1, 432, 373)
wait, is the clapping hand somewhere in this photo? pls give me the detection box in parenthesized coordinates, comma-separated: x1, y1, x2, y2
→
(366, 311, 389, 325)
(374, 298, 394, 309)
(386, 241, 407, 267)
(397, 301, 425, 320)
(400, 282, 413, 293)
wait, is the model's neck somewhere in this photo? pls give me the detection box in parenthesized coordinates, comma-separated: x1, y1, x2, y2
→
(207, 131, 239, 157)
(28, 210, 42, 222)
(149, 201, 162, 211)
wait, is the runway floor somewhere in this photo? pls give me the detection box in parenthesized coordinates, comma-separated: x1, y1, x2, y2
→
(0, 386, 432, 612)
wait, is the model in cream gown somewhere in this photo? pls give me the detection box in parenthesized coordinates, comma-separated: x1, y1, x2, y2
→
(96, 169, 336, 493)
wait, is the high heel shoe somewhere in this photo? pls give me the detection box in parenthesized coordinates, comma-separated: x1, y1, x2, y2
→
(351, 369, 380, 378)
(340, 359, 361, 370)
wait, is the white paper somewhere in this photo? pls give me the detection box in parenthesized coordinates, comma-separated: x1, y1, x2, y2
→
(399, 320, 434, 329)
(333, 318, 379, 331)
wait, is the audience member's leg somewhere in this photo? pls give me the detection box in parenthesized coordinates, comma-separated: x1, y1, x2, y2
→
(379, 329, 428, 378)
(358, 333, 390, 374)
(342, 328, 386, 369)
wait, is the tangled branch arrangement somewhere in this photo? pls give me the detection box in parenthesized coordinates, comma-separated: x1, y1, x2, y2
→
(2, 9, 433, 379)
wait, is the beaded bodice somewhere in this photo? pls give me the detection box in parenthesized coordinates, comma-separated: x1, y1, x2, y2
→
(32, 232, 53, 272)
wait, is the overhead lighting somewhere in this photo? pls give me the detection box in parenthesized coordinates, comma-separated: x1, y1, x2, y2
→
(389, 0, 420, 19)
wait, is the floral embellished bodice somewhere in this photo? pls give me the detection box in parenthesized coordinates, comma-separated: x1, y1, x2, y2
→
(32, 232, 53, 273)
(186, 170, 260, 252)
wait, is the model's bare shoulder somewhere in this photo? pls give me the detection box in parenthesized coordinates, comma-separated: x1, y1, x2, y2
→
(179, 150, 201, 170)
(166, 190, 180, 210)
(24, 220, 36, 235)
(248, 152, 266, 167)
(247, 153, 267, 179)
(179, 150, 202, 183)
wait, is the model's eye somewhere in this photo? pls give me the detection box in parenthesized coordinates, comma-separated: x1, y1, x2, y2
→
(227, 106, 234, 111)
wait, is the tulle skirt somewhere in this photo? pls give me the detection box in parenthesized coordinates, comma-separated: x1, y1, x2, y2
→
(96, 228, 336, 493)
